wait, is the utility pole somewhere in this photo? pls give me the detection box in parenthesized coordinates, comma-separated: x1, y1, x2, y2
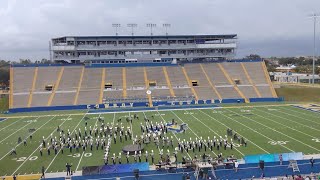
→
(127, 23, 138, 36)
(309, 13, 320, 85)
(146, 23, 156, 36)
(163, 23, 171, 36)
(112, 23, 121, 36)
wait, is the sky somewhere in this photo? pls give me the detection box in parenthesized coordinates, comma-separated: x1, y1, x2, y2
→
(0, 0, 320, 61)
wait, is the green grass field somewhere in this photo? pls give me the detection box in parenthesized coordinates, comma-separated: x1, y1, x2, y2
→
(275, 84, 320, 102)
(0, 96, 8, 112)
(0, 104, 319, 176)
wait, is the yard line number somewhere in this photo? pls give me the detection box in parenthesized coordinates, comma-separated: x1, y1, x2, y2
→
(268, 141, 289, 145)
(13, 153, 92, 162)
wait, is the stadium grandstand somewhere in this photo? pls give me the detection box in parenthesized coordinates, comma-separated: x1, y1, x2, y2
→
(9, 34, 279, 112)
(4, 34, 320, 180)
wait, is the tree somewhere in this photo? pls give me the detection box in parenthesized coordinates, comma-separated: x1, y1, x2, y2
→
(40, 58, 53, 64)
(316, 67, 320, 75)
(245, 54, 261, 60)
(19, 59, 32, 64)
(0, 68, 9, 85)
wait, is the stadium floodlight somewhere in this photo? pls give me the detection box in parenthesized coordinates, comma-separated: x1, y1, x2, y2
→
(146, 23, 157, 36)
(112, 23, 121, 36)
(163, 24, 171, 36)
(308, 13, 320, 85)
(127, 23, 138, 36)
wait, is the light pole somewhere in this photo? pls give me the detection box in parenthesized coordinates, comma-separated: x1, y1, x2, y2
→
(163, 23, 171, 36)
(146, 23, 156, 36)
(309, 13, 320, 85)
(127, 23, 138, 36)
(112, 23, 121, 36)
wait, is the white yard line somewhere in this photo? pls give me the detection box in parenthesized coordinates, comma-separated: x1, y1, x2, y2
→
(0, 117, 25, 132)
(75, 113, 105, 171)
(171, 110, 217, 157)
(184, 110, 245, 156)
(11, 115, 73, 175)
(276, 107, 320, 126)
(154, 111, 192, 159)
(288, 106, 320, 118)
(0, 120, 35, 143)
(112, 113, 116, 125)
(128, 112, 133, 138)
(0, 116, 56, 161)
(75, 152, 85, 171)
(142, 112, 161, 153)
(204, 108, 295, 152)
(44, 113, 87, 173)
(198, 109, 270, 154)
(254, 107, 320, 137)
(226, 109, 320, 153)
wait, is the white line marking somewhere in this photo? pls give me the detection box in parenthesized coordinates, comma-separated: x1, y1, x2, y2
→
(205, 108, 294, 152)
(289, 106, 320, 117)
(45, 113, 88, 173)
(129, 112, 133, 139)
(88, 106, 222, 115)
(11, 115, 70, 175)
(171, 110, 217, 157)
(227, 108, 320, 152)
(75, 113, 102, 171)
(277, 107, 320, 126)
(185, 110, 245, 156)
(254, 107, 319, 137)
(0, 120, 35, 143)
(154, 111, 192, 159)
(143, 112, 161, 153)
(0, 117, 25, 132)
(75, 152, 84, 171)
(0, 116, 56, 161)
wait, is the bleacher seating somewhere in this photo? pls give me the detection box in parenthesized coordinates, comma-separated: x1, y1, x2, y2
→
(50, 66, 82, 106)
(222, 63, 250, 85)
(126, 89, 147, 99)
(51, 92, 76, 106)
(104, 90, 123, 101)
(58, 66, 82, 91)
(146, 67, 167, 87)
(150, 89, 171, 98)
(256, 85, 274, 97)
(12, 67, 35, 108)
(77, 68, 102, 105)
(184, 64, 220, 99)
(244, 62, 270, 85)
(33, 67, 60, 92)
(126, 67, 145, 88)
(194, 86, 218, 100)
(31, 93, 51, 107)
(202, 63, 231, 86)
(12, 94, 29, 108)
(216, 86, 241, 99)
(10, 60, 278, 108)
(105, 67, 123, 89)
(238, 86, 259, 98)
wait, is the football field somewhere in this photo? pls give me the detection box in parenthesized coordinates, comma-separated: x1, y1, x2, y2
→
(0, 104, 319, 176)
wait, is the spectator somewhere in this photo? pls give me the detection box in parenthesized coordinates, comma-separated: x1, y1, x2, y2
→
(234, 160, 239, 172)
(66, 163, 72, 176)
(41, 166, 45, 179)
(310, 157, 314, 168)
(279, 154, 283, 165)
(185, 173, 190, 180)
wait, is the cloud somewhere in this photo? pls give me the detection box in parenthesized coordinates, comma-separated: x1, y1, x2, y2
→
(0, 0, 319, 60)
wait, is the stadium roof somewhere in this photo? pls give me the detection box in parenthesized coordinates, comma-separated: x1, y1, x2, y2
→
(53, 34, 237, 40)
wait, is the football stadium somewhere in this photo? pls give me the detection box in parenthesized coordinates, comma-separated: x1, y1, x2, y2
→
(0, 33, 319, 180)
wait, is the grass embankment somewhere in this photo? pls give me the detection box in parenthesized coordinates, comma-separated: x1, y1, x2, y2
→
(0, 95, 8, 112)
(275, 84, 320, 103)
